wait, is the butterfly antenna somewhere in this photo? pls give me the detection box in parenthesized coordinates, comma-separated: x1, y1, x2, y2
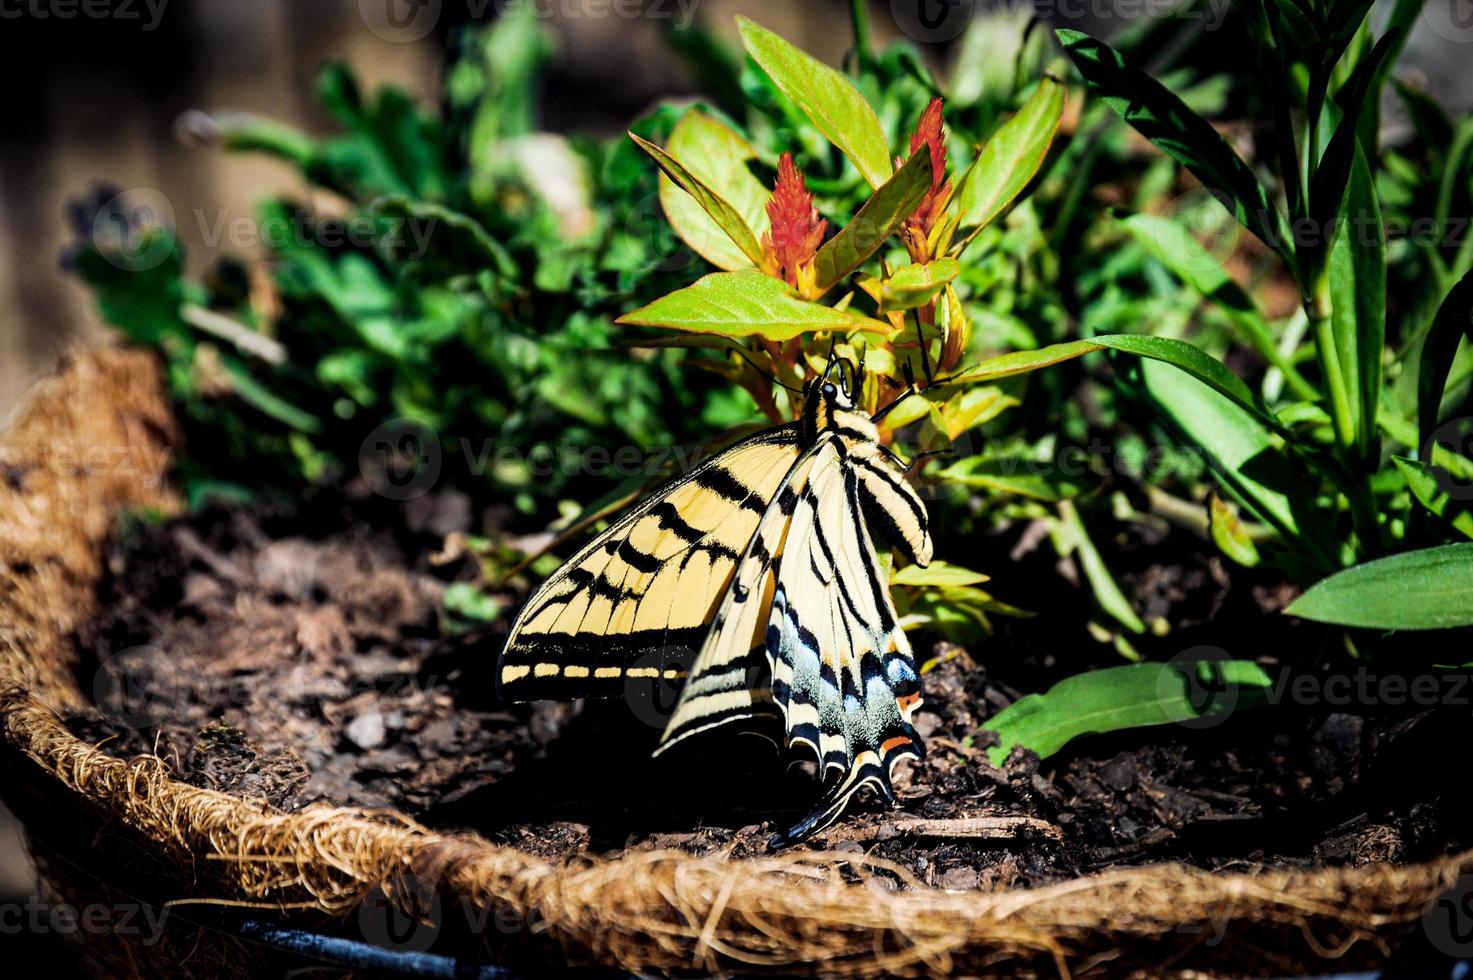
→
(823, 335, 838, 380)
(729, 346, 803, 394)
(905, 446, 955, 474)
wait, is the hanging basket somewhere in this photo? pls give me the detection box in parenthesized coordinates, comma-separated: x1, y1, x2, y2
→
(0, 347, 1465, 978)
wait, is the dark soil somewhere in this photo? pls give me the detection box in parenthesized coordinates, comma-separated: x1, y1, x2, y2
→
(68, 491, 1473, 889)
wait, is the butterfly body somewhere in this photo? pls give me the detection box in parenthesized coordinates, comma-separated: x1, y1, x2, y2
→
(499, 369, 932, 841)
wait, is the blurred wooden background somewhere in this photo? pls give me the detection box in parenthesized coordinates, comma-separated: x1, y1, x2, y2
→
(0, 0, 909, 417)
(3, 0, 1470, 417)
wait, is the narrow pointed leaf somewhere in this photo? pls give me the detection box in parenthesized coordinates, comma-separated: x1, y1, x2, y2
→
(1058, 29, 1293, 267)
(1418, 269, 1473, 456)
(617, 270, 891, 341)
(1393, 457, 1473, 540)
(954, 76, 1066, 238)
(631, 132, 767, 270)
(1287, 543, 1473, 630)
(656, 111, 772, 272)
(812, 151, 932, 292)
(737, 17, 893, 188)
(1328, 142, 1386, 458)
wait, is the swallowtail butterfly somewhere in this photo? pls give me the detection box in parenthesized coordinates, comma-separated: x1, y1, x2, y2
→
(498, 356, 932, 842)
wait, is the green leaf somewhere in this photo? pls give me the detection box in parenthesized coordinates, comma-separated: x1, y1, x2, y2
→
(946, 334, 1277, 433)
(1418, 269, 1473, 456)
(1057, 29, 1293, 267)
(657, 110, 772, 273)
(630, 131, 767, 270)
(1119, 212, 1313, 397)
(864, 258, 959, 312)
(617, 270, 891, 341)
(980, 660, 1274, 765)
(1392, 457, 1473, 541)
(1308, 28, 1403, 259)
(891, 560, 990, 588)
(371, 195, 517, 278)
(1055, 500, 1144, 634)
(938, 453, 1093, 502)
(1328, 142, 1386, 459)
(954, 75, 1066, 240)
(1287, 543, 1473, 629)
(737, 16, 892, 188)
(812, 151, 933, 292)
(1137, 358, 1316, 551)
(941, 339, 1102, 385)
(1209, 494, 1263, 567)
(443, 582, 502, 623)
(221, 358, 321, 434)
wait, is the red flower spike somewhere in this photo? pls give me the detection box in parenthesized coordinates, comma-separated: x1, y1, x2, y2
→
(763, 152, 827, 292)
(909, 97, 947, 197)
(905, 97, 952, 244)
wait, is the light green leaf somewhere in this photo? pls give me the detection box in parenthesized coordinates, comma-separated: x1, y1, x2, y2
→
(812, 151, 933, 292)
(617, 270, 891, 341)
(892, 560, 991, 588)
(1287, 543, 1473, 630)
(737, 17, 892, 188)
(980, 660, 1274, 765)
(631, 131, 767, 270)
(954, 76, 1066, 240)
(1209, 494, 1263, 567)
(657, 111, 772, 272)
(1393, 457, 1473, 540)
(865, 258, 960, 312)
(941, 339, 1102, 385)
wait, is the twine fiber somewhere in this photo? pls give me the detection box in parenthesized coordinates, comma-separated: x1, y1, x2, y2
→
(0, 348, 1465, 978)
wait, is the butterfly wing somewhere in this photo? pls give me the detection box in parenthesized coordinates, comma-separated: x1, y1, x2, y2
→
(655, 446, 821, 751)
(499, 425, 802, 700)
(766, 438, 927, 842)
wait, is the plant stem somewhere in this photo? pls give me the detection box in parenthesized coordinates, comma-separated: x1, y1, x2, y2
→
(848, 0, 873, 70)
(1308, 277, 1355, 452)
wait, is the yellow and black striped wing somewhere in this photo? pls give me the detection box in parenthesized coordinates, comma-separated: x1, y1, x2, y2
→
(766, 437, 928, 842)
(498, 425, 803, 700)
(655, 447, 821, 751)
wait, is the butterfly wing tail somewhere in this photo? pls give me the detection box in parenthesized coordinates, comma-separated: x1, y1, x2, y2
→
(770, 725, 923, 847)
